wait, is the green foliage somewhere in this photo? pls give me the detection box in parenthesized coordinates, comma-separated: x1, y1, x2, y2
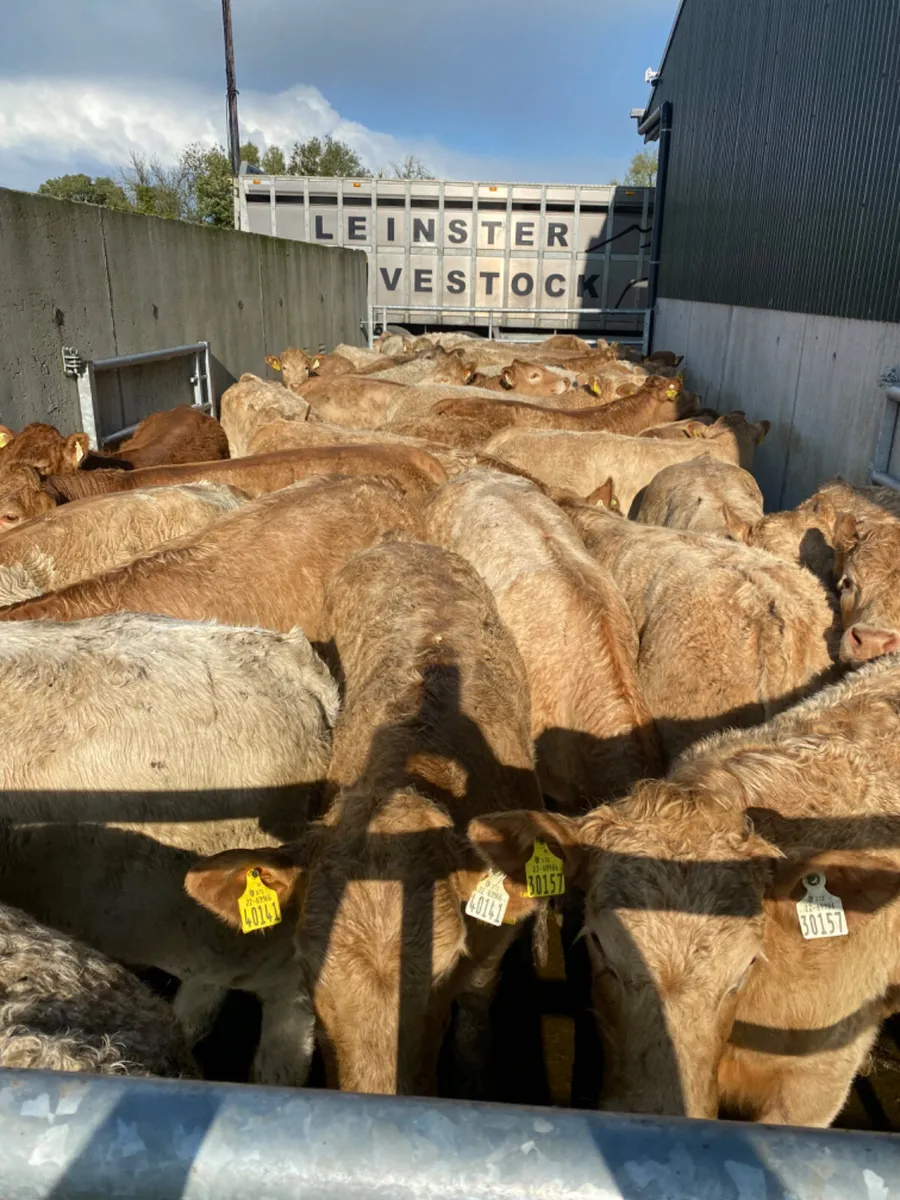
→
(37, 173, 131, 210)
(261, 145, 286, 175)
(36, 135, 434, 232)
(287, 135, 369, 178)
(624, 150, 658, 187)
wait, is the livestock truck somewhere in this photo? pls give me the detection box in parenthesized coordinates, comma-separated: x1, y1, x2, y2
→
(235, 171, 655, 348)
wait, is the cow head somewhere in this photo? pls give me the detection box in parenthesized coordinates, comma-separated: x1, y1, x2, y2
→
(468, 784, 774, 1118)
(186, 790, 540, 1096)
(0, 425, 89, 476)
(499, 362, 571, 398)
(833, 513, 900, 663)
(0, 465, 58, 528)
(267, 348, 319, 391)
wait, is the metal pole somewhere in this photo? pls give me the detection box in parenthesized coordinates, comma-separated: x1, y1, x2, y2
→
(0, 1070, 898, 1199)
(646, 99, 673, 352)
(221, 0, 241, 176)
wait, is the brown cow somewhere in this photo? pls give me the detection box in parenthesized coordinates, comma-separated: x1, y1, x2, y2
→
(832, 513, 900, 662)
(360, 347, 475, 387)
(0, 466, 58, 527)
(265, 347, 322, 391)
(567, 503, 838, 758)
(41, 444, 448, 507)
(470, 361, 573, 400)
(243, 416, 531, 483)
(435, 377, 697, 437)
(0, 423, 90, 477)
(633, 457, 764, 541)
(380, 414, 496, 452)
(185, 539, 546, 1096)
(0, 477, 421, 641)
(748, 496, 839, 585)
(0, 610, 339, 1086)
(424, 471, 661, 807)
(105, 406, 229, 469)
(470, 654, 900, 1124)
(0, 482, 247, 606)
(220, 373, 314, 458)
(485, 427, 744, 514)
(637, 409, 724, 438)
(298, 377, 507, 430)
(750, 480, 900, 593)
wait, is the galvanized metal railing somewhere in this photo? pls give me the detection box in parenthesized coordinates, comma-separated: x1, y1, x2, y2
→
(1, 1069, 898, 1199)
(62, 342, 214, 449)
(871, 370, 900, 491)
(366, 305, 651, 353)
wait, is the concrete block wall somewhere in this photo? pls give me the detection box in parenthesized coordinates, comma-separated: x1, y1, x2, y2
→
(0, 187, 367, 438)
(654, 298, 900, 510)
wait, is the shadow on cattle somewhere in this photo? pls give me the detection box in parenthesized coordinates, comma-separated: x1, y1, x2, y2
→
(1, 673, 899, 1131)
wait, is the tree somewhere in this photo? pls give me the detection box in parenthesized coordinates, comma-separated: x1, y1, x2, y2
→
(261, 145, 286, 175)
(378, 154, 434, 180)
(37, 173, 131, 211)
(288, 135, 369, 178)
(624, 150, 658, 187)
(239, 141, 262, 168)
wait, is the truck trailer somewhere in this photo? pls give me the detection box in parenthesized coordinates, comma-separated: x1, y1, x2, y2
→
(235, 173, 655, 346)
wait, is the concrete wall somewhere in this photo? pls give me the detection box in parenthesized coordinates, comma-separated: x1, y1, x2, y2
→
(0, 187, 367, 438)
(654, 298, 900, 510)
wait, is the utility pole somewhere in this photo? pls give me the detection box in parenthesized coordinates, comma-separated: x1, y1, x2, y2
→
(222, 0, 241, 175)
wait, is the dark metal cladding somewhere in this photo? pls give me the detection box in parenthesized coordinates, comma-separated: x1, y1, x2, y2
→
(643, 0, 900, 324)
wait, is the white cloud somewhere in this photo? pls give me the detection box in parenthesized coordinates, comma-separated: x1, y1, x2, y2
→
(0, 76, 460, 182)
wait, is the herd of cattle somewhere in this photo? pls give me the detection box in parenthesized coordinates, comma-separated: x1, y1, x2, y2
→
(0, 328, 899, 1130)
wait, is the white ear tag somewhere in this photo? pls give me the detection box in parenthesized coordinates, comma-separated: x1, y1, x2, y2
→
(796, 873, 848, 940)
(465, 871, 509, 927)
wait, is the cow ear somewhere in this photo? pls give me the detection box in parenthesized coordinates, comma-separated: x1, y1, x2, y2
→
(684, 422, 707, 438)
(588, 476, 616, 509)
(467, 810, 585, 892)
(767, 852, 900, 936)
(722, 505, 753, 543)
(65, 433, 89, 468)
(185, 847, 301, 930)
(266, 355, 283, 372)
(832, 512, 859, 556)
(754, 420, 771, 444)
(0, 426, 15, 450)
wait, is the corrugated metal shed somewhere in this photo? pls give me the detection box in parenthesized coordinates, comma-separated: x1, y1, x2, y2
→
(643, 0, 900, 323)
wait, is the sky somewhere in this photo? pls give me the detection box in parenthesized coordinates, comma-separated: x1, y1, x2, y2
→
(0, 0, 678, 192)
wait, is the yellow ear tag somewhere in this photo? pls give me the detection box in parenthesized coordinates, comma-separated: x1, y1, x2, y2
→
(269, 358, 282, 371)
(523, 840, 566, 898)
(0, 432, 11, 448)
(465, 870, 510, 927)
(666, 385, 679, 399)
(312, 358, 321, 369)
(237, 868, 282, 934)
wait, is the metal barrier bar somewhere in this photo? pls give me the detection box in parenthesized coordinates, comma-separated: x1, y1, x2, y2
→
(62, 343, 214, 449)
(0, 1069, 897, 1199)
(870, 381, 900, 490)
(372, 305, 648, 315)
(90, 343, 211, 372)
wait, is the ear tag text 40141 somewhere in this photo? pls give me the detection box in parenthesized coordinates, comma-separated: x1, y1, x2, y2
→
(238, 869, 282, 934)
(796, 873, 848, 940)
(524, 840, 566, 899)
(466, 871, 510, 927)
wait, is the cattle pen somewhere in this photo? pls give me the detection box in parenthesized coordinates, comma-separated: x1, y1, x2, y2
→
(2, 1069, 900, 1199)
